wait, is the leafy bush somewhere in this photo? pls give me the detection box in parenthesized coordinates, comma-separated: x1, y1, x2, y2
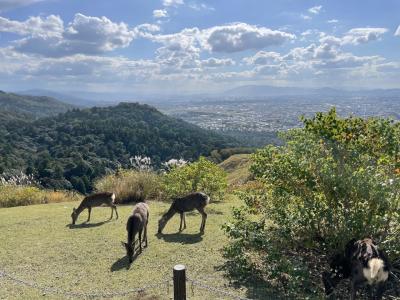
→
(94, 169, 162, 204)
(162, 156, 227, 201)
(223, 109, 400, 297)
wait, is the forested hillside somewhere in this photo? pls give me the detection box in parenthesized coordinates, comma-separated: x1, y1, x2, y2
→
(0, 102, 237, 193)
(0, 90, 74, 118)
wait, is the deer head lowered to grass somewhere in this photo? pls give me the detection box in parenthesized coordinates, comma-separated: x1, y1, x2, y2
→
(158, 192, 210, 234)
(71, 192, 118, 225)
(122, 202, 149, 263)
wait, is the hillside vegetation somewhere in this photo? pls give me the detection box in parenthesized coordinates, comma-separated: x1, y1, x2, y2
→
(218, 154, 252, 187)
(223, 109, 400, 298)
(0, 90, 74, 118)
(0, 102, 237, 193)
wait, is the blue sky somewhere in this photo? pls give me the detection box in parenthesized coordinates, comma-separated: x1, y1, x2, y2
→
(0, 0, 399, 95)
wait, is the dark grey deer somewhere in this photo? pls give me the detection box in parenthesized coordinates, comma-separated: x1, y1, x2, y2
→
(122, 202, 149, 263)
(158, 192, 209, 234)
(71, 192, 118, 225)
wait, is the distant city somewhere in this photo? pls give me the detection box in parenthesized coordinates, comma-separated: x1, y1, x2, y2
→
(156, 96, 400, 134)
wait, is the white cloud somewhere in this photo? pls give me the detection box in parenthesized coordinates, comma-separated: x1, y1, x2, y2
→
(327, 19, 339, 24)
(188, 2, 214, 11)
(201, 57, 235, 68)
(163, 0, 184, 7)
(0, 0, 44, 11)
(243, 51, 282, 65)
(308, 5, 322, 15)
(301, 14, 311, 20)
(342, 27, 388, 45)
(395, 25, 400, 36)
(202, 23, 295, 53)
(153, 9, 168, 18)
(0, 14, 136, 57)
(0, 15, 63, 37)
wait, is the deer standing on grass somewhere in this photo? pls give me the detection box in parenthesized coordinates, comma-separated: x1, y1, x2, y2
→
(122, 202, 149, 263)
(71, 192, 118, 225)
(158, 192, 210, 234)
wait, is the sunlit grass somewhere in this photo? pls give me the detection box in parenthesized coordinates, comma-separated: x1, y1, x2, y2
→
(0, 185, 81, 208)
(0, 196, 248, 299)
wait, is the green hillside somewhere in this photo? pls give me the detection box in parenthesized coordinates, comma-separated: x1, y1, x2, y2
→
(0, 102, 238, 192)
(0, 90, 74, 118)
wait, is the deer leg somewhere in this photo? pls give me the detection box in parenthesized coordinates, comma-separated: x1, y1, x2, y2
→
(179, 212, 184, 232)
(197, 207, 207, 233)
(114, 205, 118, 219)
(144, 222, 148, 248)
(138, 230, 142, 253)
(87, 207, 92, 222)
(183, 213, 187, 229)
(110, 205, 114, 219)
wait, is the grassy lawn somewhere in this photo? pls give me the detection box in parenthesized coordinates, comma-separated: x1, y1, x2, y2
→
(0, 197, 250, 299)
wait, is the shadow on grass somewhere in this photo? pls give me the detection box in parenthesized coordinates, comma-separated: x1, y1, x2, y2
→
(214, 264, 283, 300)
(156, 232, 203, 244)
(111, 242, 147, 271)
(111, 255, 132, 272)
(67, 220, 110, 229)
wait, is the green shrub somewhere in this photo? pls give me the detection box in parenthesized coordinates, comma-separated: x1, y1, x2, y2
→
(94, 169, 162, 204)
(162, 156, 227, 201)
(223, 108, 400, 298)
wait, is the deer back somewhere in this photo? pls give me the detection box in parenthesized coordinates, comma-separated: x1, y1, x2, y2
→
(81, 192, 115, 208)
(172, 192, 209, 212)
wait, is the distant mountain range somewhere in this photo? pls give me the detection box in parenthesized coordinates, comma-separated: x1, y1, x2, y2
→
(20, 89, 98, 107)
(0, 90, 74, 119)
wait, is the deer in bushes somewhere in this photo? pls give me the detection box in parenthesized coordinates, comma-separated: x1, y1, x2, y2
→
(71, 192, 118, 225)
(122, 202, 149, 263)
(158, 192, 210, 234)
(323, 237, 391, 300)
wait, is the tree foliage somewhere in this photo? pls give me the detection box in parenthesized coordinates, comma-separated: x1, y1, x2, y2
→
(0, 103, 237, 193)
(162, 156, 227, 201)
(223, 108, 400, 297)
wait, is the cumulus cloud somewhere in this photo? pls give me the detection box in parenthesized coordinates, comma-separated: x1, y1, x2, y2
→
(243, 51, 282, 65)
(308, 5, 322, 15)
(0, 14, 136, 57)
(201, 57, 235, 68)
(153, 9, 168, 18)
(395, 25, 400, 36)
(163, 0, 184, 7)
(0, 15, 63, 37)
(342, 27, 388, 45)
(202, 23, 295, 53)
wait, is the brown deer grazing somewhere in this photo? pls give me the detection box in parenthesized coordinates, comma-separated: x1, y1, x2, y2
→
(158, 192, 210, 234)
(122, 202, 149, 263)
(71, 192, 118, 225)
